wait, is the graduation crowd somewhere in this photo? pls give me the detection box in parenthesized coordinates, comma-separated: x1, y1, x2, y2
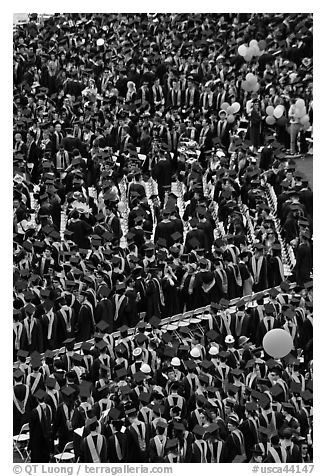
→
(13, 13, 313, 464)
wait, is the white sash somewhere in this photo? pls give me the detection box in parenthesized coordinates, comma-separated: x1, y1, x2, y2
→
(63, 402, 73, 429)
(47, 390, 59, 410)
(47, 310, 55, 340)
(132, 422, 146, 451)
(24, 318, 35, 345)
(153, 278, 165, 306)
(251, 256, 263, 284)
(14, 323, 23, 350)
(269, 447, 287, 463)
(13, 385, 29, 414)
(114, 295, 125, 321)
(87, 434, 103, 463)
(60, 306, 72, 332)
(154, 435, 166, 457)
(114, 434, 123, 461)
(83, 301, 95, 325)
(28, 372, 42, 394)
(194, 440, 207, 463)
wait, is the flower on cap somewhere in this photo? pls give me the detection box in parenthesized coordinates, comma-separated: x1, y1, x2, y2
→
(190, 347, 201, 358)
(225, 334, 235, 344)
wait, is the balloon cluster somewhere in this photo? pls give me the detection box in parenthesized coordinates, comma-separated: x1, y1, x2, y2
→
(241, 72, 260, 93)
(238, 39, 266, 62)
(220, 101, 241, 123)
(265, 104, 286, 125)
(293, 98, 311, 131)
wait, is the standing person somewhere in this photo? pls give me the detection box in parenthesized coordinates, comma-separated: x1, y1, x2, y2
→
(152, 149, 173, 206)
(293, 231, 313, 285)
(288, 98, 302, 155)
(249, 100, 262, 153)
(29, 389, 53, 463)
(80, 417, 108, 463)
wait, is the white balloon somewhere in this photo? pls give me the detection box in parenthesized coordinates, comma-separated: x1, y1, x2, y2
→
(231, 102, 241, 114)
(300, 114, 310, 125)
(273, 105, 285, 119)
(251, 44, 261, 56)
(238, 44, 247, 57)
(249, 39, 258, 47)
(252, 82, 260, 92)
(96, 38, 105, 46)
(246, 73, 256, 83)
(295, 98, 305, 108)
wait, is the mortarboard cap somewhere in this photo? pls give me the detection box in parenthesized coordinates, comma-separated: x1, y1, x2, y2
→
(149, 315, 161, 329)
(269, 384, 284, 397)
(108, 407, 121, 420)
(139, 391, 151, 404)
(17, 350, 29, 359)
(34, 389, 47, 400)
(165, 438, 179, 450)
(193, 425, 206, 437)
(116, 367, 128, 379)
(13, 369, 24, 380)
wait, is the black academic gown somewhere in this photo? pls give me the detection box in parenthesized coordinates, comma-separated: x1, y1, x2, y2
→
(29, 404, 53, 462)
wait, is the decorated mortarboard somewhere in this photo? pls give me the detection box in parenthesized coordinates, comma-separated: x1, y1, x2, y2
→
(115, 343, 127, 356)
